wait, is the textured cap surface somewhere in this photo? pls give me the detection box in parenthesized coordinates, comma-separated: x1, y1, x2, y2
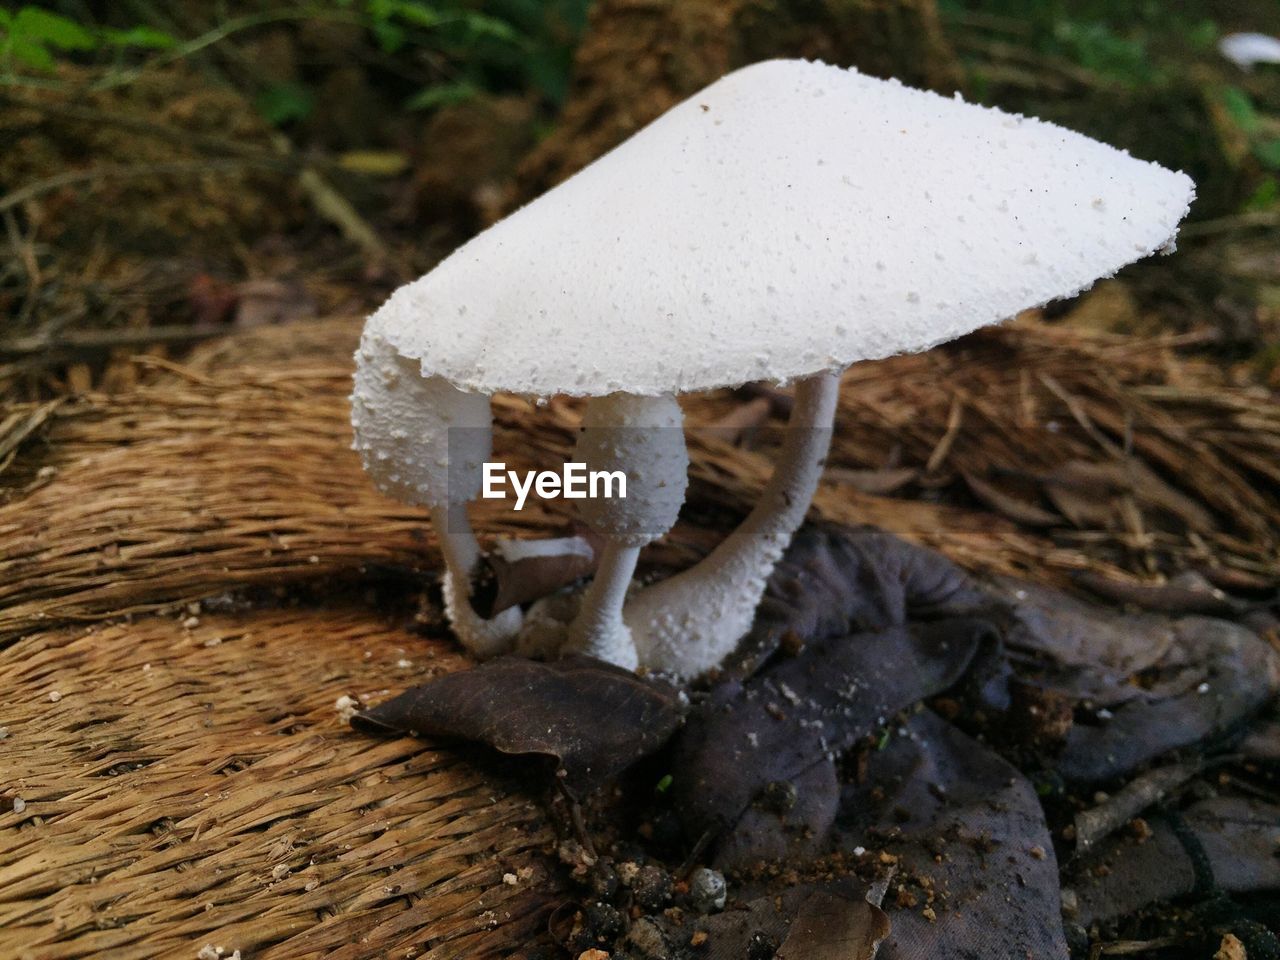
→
(374, 59, 1194, 397)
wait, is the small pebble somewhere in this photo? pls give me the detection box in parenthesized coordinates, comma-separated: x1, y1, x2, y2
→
(688, 867, 727, 913)
(584, 901, 625, 941)
(48, 691, 62, 703)
(632, 864, 673, 911)
(757, 779, 798, 814)
(12, 797, 27, 814)
(334, 695, 360, 723)
(502, 872, 518, 886)
(1060, 888, 1079, 918)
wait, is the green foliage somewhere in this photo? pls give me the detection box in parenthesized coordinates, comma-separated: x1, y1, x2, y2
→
(348, 0, 588, 113)
(1051, 19, 1151, 84)
(941, 0, 1224, 87)
(1221, 85, 1260, 134)
(1254, 139, 1280, 172)
(1219, 86, 1280, 173)
(403, 80, 479, 111)
(255, 81, 315, 125)
(1243, 178, 1279, 212)
(0, 5, 173, 73)
(0, 0, 588, 126)
(1, 6, 95, 71)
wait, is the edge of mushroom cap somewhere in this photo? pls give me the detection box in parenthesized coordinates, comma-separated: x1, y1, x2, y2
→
(368, 58, 1196, 399)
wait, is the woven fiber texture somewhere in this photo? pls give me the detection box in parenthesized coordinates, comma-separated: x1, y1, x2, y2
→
(1, 316, 1276, 958)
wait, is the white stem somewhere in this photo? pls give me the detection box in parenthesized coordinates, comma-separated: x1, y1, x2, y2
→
(627, 370, 841, 677)
(561, 392, 687, 668)
(432, 503, 522, 658)
(565, 542, 640, 669)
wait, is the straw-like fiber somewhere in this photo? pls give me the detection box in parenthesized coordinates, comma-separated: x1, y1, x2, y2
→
(0, 607, 557, 960)
(1, 315, 1277, 958)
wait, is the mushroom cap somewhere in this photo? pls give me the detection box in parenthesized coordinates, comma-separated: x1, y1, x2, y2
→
(373, 59, 1194, 398)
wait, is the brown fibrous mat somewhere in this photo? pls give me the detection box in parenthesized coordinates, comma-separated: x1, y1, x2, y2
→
(0, 316, 1277, 958)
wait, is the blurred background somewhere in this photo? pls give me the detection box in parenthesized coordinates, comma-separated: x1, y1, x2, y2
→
(2, 0, 1278, 399)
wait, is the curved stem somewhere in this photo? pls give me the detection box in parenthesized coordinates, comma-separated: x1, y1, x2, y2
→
(432, 503, 521, 658)
(626, 370, 841, 677)
(565, 541, 640, 669)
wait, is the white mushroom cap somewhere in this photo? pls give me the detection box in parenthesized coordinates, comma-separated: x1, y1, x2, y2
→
(351, 321, 493, 508)
(371, 58, 1194, 398)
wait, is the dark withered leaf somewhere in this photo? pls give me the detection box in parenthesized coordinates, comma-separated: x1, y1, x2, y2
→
(673, 618, 996, 847)
(989, 576, 1176, 697)
(842, 711, 1070, 960)
(726, 522, 994, 679)
(987, 575, 1280, 782)
(1069, 797, 1280, 927)
(1055, 617, 1280, 783)
(352, 655, 684, 789)
(1074, 570, 1245, 617)
(775, 889, 891, 960)
(715, 760, 840, 870)
(1240, 718, 1280, 763)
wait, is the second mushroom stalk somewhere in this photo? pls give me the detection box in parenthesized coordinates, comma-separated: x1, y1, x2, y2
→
(463, 373, 840, 677)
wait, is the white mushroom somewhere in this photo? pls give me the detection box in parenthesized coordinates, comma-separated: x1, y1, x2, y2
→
(354, 59, 1194, 677)
(350, 319, 520, 656)
(1219, 32, 1280, 70)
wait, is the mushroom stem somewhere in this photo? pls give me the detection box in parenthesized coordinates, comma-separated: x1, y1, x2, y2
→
(350, 328, 524, 658)
(627, 370, 841, 677)
(562, 392, 688, 668)
(431, 503, 522, 658)
(565, 542, 640, 669)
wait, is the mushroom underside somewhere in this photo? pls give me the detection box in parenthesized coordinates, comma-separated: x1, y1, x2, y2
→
(354, 332, 844, 677)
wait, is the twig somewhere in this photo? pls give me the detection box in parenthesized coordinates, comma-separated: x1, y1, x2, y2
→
(925, 394, 964, 473)
(1089, 938, 1181, 958)
(0, 399, 64, 475)
(1073, 760, 1202, 854)
(554, 776, 597, 861)
(1179, 210, 1280, 239)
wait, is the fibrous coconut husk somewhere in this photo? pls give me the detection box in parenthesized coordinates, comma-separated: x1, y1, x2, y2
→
(0, 315, 1277, 958)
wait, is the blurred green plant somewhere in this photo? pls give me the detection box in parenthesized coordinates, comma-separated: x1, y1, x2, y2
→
(1219, 85, 1280, 172)
(940, 0, 1219, 87)
(0, 1, 590, 125)
(0, 5, 173, 74)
